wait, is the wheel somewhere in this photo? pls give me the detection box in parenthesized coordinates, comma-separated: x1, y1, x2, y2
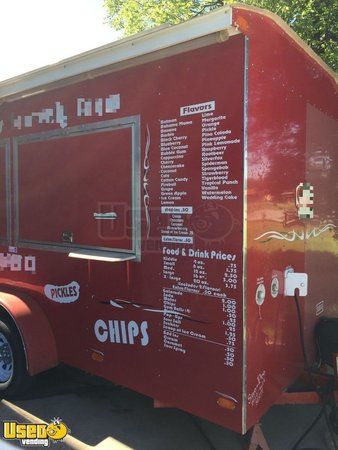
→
(0, 318, 33, 397)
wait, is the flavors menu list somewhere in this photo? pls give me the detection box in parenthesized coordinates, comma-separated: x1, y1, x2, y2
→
(201, 113, 239, 201)
(158, 100, 242, 367)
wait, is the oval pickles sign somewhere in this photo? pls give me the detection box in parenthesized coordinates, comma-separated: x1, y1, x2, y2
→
(44, 281, 80, 303)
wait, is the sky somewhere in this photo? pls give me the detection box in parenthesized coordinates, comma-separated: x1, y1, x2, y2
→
(0, 0, 120, 81)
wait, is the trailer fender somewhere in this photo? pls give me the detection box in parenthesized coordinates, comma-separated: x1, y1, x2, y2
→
(0, 292, 58, 376)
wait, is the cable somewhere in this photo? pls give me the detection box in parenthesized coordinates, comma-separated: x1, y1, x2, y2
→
(291, 379, 334, 450)
(324, 405, 338, 450)
(293, 290, 312, 375)
(292, 291, 338, 450)
(291, 403, 325, 450)
(189, 415, 217, 450)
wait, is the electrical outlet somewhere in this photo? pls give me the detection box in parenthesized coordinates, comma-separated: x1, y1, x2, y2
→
(284, 269, 308, 296)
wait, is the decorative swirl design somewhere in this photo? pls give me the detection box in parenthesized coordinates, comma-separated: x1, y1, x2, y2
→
(109, 299, 191, 318)
(254, 223, 336, 242)
(143, 124, 151, 238)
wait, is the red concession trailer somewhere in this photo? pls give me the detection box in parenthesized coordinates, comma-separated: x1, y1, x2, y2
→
(0, 4, 336, 434)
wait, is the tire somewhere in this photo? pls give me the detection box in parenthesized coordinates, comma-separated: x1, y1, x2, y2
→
(0, 318, 33, 397)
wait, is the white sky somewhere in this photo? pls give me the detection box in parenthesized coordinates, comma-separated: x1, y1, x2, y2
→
(0, 0, 120, 81)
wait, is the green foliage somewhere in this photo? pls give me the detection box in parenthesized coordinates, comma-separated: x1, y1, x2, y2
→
(242, 0, 337, 71)
(103, 0, 337, 71)
(103, 1, 224, 35)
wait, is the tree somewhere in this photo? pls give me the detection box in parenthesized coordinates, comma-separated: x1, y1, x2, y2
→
(103, 0, 337, 72)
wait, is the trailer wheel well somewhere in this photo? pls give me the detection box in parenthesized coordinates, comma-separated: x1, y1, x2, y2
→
(0, 292, 58, 376)
(0, 304, 20, 326)
(0, 305, 28, 366)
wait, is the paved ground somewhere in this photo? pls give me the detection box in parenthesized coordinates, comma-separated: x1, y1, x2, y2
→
(0, 366, 335, 450)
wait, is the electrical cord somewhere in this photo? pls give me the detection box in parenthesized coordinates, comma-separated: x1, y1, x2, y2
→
(189, 415, 217, 450)
(292, 291, 338, 450)
(291, 377, 335, 450)
(291, 403, 325, 450)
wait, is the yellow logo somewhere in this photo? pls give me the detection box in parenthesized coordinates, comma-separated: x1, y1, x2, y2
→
(3, 417, 70, 447)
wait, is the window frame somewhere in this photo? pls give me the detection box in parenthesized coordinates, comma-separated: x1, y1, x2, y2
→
(13, 116, 141, 262)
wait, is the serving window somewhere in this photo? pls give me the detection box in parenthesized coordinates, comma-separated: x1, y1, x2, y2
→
(13, 116, 141, 261)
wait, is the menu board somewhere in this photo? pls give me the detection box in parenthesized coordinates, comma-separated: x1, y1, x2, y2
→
(157, 99, 243, 367)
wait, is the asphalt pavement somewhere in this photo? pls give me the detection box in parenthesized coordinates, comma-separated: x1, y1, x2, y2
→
(0, 366, 334, 450)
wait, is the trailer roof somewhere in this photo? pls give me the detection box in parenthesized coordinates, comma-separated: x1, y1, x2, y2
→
(0, 7, 233, 101)
(0, 4, 336, 102)
(234, 3, 337, 84)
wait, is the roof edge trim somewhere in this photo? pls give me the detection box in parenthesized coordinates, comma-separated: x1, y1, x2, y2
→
(0, 6, 232, 100)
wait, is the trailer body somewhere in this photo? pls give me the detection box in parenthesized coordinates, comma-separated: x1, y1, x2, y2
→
(0, 5, 337, 433)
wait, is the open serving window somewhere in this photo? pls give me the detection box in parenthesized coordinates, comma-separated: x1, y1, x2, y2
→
(13, 116, 141, 261)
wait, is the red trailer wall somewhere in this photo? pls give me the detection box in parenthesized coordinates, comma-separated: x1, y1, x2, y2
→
(0, 34, 246, 432)
(233, 6, 338, 431)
